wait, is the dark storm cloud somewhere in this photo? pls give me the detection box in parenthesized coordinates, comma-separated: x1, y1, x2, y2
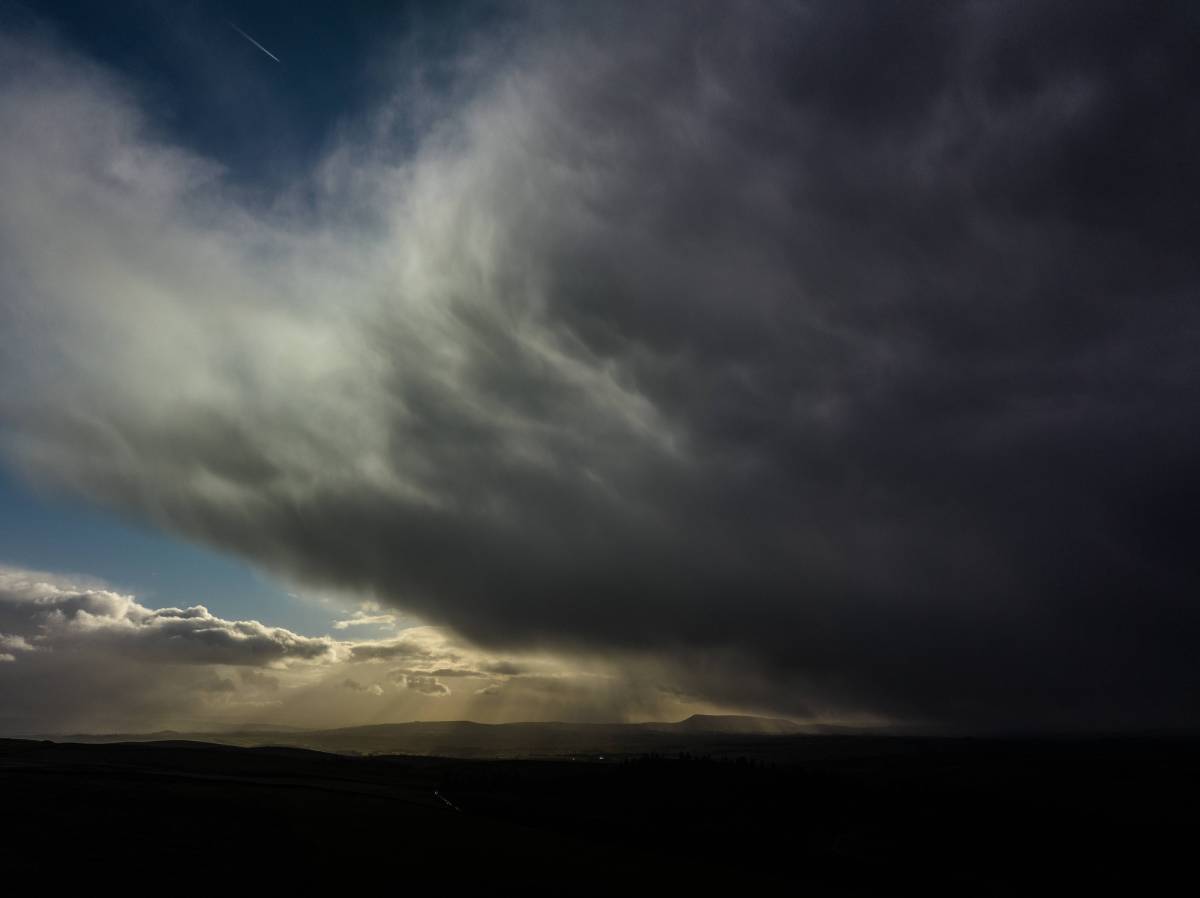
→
(2, 1, 1200, 728)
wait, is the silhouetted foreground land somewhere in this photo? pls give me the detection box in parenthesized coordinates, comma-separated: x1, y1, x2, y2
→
(2, 735, 1195, 891)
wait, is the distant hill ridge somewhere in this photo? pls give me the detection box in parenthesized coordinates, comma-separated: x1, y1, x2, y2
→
(670, 714, 805, 734)
(38, 714, 814, 758)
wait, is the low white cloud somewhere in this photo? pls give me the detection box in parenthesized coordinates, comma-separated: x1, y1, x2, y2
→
(0, 563, 735, 734)
(346, 628, 460, 664)
(0, 631, 35, 661)
(332, 612, 397, 630)
(0, 567, 336, 666)
(340, 678, 385, 697)
(400, 674, 450, 697)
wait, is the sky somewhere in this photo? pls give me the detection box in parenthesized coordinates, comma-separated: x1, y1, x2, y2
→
(1, 0, 1199, 735)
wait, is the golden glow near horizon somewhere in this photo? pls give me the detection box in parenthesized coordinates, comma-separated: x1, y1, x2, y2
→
(0, 563, 796, 734)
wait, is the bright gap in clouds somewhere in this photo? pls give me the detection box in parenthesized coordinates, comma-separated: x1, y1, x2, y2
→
(0, 468, 345, 637)
(0, 563, 746, 735)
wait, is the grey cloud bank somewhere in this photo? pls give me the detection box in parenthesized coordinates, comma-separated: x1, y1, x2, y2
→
(2, 2, 1199, 729)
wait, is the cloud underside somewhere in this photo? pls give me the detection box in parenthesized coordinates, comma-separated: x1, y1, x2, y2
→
(2, 2, 1200, 729)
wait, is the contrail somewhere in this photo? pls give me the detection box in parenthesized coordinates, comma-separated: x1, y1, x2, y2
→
(226, 20, 280, 63)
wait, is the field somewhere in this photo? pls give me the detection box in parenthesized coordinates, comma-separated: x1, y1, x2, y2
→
(2, 733, 1194, 890)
